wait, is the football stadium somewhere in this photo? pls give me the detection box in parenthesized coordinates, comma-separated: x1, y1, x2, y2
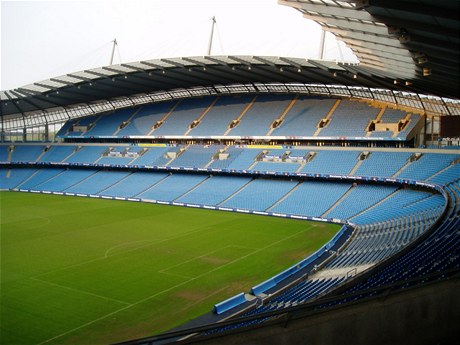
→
(1, 1, 459, 344)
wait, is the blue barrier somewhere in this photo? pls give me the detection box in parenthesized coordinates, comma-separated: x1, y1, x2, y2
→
(213, 292, 246, 315)
(251, 279, 277, 296)
(250, 224, 350, 296)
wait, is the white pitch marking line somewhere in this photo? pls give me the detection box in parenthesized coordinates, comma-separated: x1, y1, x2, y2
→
(37, 228, 311, 345)
(7, 215, 52, 229)
(34, 225, 216, 280)
(104, 240, 150, 258)
(159, 246, 232, 274)
(158, 271, 193, 280)
(30, 277, 132, 306)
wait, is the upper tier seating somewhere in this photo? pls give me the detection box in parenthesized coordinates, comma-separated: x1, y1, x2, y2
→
(85, 108, 137, 137)
(270, 97, 336, 137)
(118, 102, 178, 136)
(227, 94, 295, 136)
(60, 115, 97, 137)
(318, 100, 380, 137)
(396, 113, 422, 138)
(151, 98, 216, 136)
(188, 95, 255, 136)
(55, 95, 421, 140)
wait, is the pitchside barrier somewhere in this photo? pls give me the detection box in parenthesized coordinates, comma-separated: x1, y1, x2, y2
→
(1, 160, 446, 315)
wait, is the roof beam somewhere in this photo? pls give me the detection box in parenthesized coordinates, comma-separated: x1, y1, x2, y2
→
(67, 73, 94, 82)
(279, 0, 375, 22)
(343, 39, 412, 58)
(2, 91, 24, 115)
(203, 56, 230, 67)
(302, 12, 389, 36)
(354, 49, 415, 66)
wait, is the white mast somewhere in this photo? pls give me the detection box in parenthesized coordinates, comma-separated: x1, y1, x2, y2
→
(318, 30, 326, 59)
(207, 16, 216, 56)
(110, 38, 118, 65)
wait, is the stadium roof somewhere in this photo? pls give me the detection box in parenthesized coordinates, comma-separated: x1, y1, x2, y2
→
(279, 0, 459, 98)
(1, 0, 459, 125)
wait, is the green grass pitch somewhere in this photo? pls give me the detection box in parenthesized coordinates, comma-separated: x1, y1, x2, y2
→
(0, 191, 340, 345)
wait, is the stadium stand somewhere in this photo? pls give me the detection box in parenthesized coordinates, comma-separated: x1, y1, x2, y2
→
(10, 145, 45, 162)
(300, 150, 359, 175)
(151, 98, 216, 136)
(65, 170, 132, 195)
(38, 145, 78, 163)
(168, 144, 224, 168)
(177, 175, 253, 205)
(16, 168, 65, 190)
(324, 184, 398, 220)
(137, 173, 209, 201)
(85, 108, 138, 137)
(1, 135, 458, 344)
(63, 146, 109, 164)
(270, 97, 337, 137)
(227, 94, 295, 136)
(101, 171, 165, 198)
(396, 153, 458, 180)
(118, 102, 178, 136)
(270, 181, 352, 217)
(188, 95, 255, 136)
(32, 169, 100, 192)
(353, 151, 412, 178)
(52, 95, 425, 142)
(1, 16, 459, 341)
(129, 146, 171, 166)
(317, 100, 380, 137)
(221, 178, 298, 211)
(0, 168, 38, 189)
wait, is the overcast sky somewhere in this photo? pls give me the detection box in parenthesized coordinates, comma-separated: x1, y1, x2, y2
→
(1, 0, 356, 91)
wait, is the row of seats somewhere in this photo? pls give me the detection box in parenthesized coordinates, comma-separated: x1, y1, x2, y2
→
(53, 95, 419, 139)
(1, 167, 440, 225)
(321, 179, 460, 308)
(203, 178, 457, 332)
(3, 145, 458, 185)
